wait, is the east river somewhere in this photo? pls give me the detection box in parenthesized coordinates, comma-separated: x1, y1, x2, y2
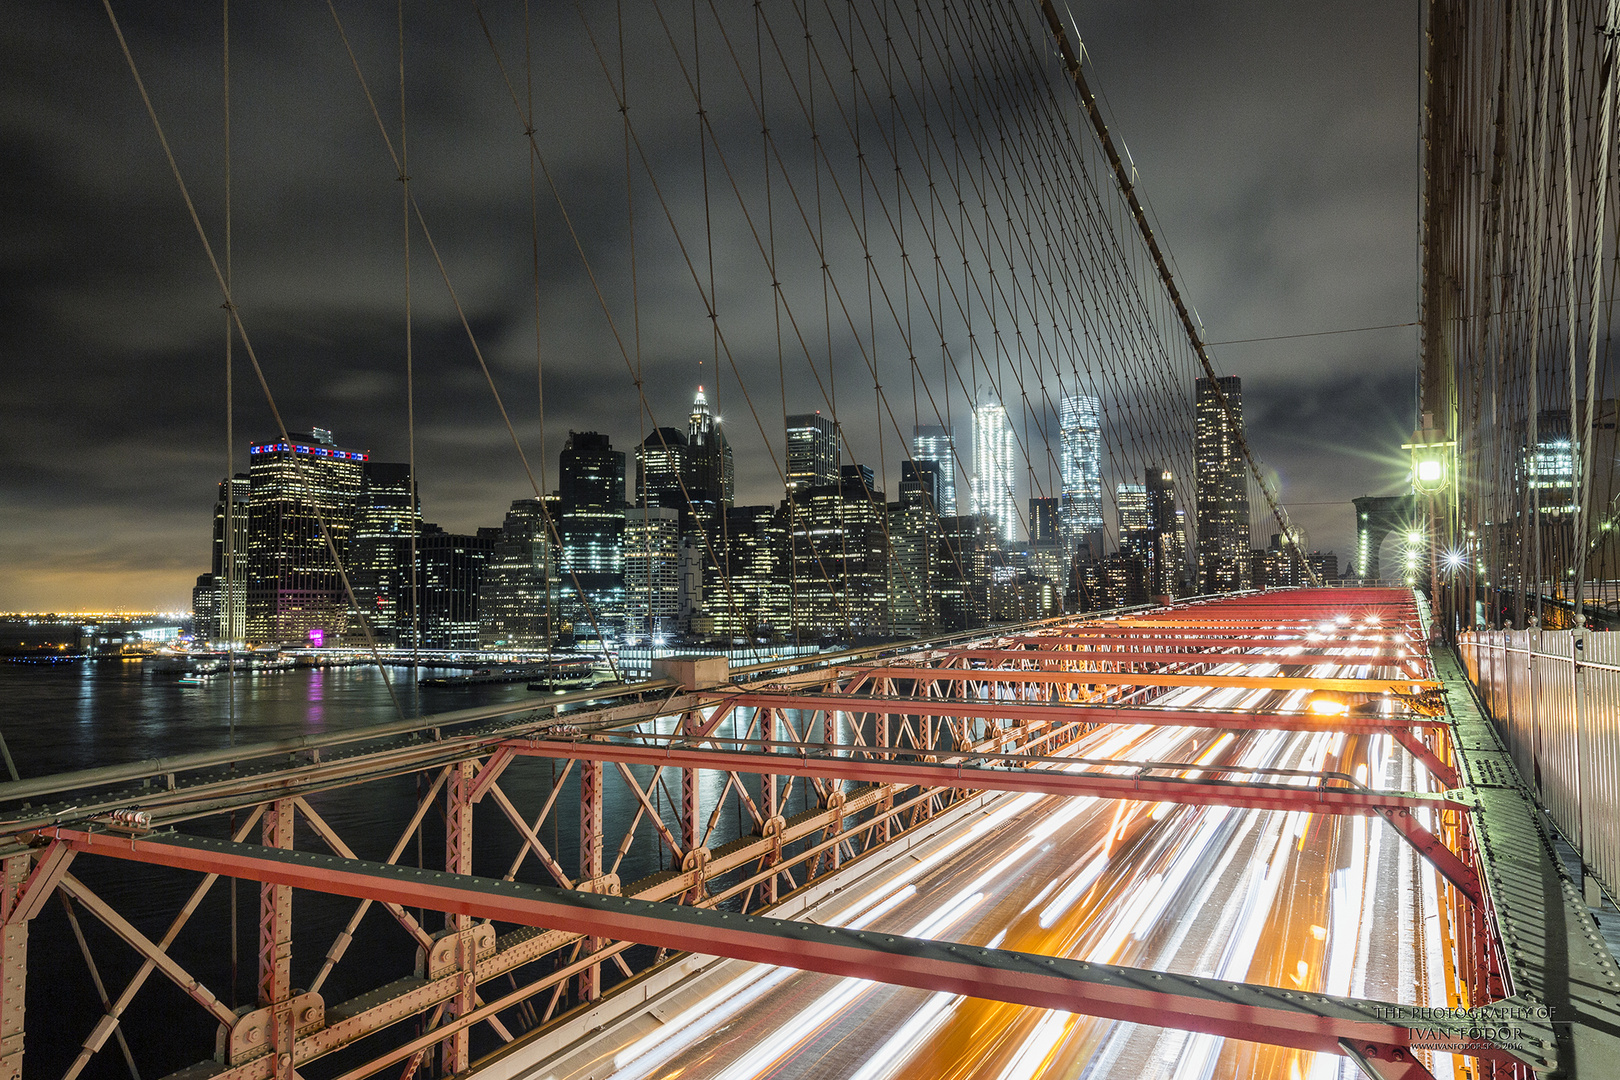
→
(0, 658, 742, 1080)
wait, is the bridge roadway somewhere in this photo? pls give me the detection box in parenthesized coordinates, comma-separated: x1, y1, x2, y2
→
(14, 587, 1605, 1080)
(482, 604, 1459, 1079)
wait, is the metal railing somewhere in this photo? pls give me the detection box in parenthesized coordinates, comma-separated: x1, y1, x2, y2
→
(1459, 629, 1620, 896)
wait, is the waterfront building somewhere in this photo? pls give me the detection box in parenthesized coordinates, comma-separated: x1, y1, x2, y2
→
(624, 505, 682, 639)
(191, 574, 217, 637)
(1195, 376, 1252, 592)
(557, 431, 626, 643)
(416, 525, 496, 650)
(210, 474, 249, 640)
(785, 412, 839, 494)
(971, 402, 1018, 544)
(1059, 394, 1104, 554)
(705, 504, 787, 637)
(245, 429, 368, 645)
(348, 461, 420, 645)
(477, 498, 555, 650)
(911, 425, 958, 516)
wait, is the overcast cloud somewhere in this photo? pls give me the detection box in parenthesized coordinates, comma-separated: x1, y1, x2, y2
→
(0, 1, 1421, 611)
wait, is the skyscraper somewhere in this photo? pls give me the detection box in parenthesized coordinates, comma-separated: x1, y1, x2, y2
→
(1195, 376, 1252, 593)
(624, 505, 683, 639)
(348, 461, 420, 645)
(971, 401, 1017, 544)
(785, 412, 839, 494)
(478, 498, 555, 650)
(245, 429, 368, 644)
(1146, 466, 1182, 597)
(1117, 483, 1150, 555)
(911, 425, 957, 516)
(558, 431, 626, 642)
(1027, 497, 1060, 546)
(210, 474, 249, 641)
(1059, 395, 1104, 554)
(416, 525, 497, 650)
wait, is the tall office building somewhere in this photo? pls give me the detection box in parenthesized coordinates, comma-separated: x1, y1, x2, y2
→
(210, 474, 250, 641)
(348, 461, 420, 645)
(557, 431, 627, 643)
(1028, 497, 1060, 546)
(624, 505, 682, 638)
(900, 460, 945, 515)
(971, 401, 1017, 544)
(785, 412, 839, 494)
(1116, 483, 1150, 555)
(1145, 466, 1182, 597)
(245, 429, 368, 644)
(706, 504, 787, 636)
(687, 386, 734, 506)
(911, 425, 957, 516)
(1195, 376, 1252, 593)
(478, 498, 555, 650)
(635, 427, 688, 511)
(417, 525, 496, 650)
(784, 471, 888, 639)
(1059, 395, 1104, 554)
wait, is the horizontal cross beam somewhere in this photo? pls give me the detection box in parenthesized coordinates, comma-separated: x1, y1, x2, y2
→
(504, 739, 1466, 816)
(713, 692, 1450, 733)
(845, 667, 1438, 693)
(938, 648, 1423, 666)
(48, 828, 1533, 1068)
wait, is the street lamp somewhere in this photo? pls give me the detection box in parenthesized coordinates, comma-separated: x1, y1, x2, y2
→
(1403, 427, 1457, 638)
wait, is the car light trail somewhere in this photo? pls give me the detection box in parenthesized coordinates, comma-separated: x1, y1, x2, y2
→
(511, 651, 1459, 1080)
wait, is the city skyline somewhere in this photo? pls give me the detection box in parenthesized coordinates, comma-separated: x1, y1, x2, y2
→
(1, 2, 1422, 611)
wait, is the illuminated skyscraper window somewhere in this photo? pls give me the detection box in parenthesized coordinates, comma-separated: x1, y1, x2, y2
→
(911, 425, 957, 516)
(972, 401, 1017, 544)
(785, 412, 839, 494)
(1059, 394, 1103, 551)
(1195, 376, 1252, 592)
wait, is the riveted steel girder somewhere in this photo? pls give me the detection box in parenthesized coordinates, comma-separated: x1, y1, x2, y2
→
(46, 829, 1541, 1071)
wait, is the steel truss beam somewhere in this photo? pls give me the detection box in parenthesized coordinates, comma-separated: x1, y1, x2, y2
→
(942, 647, 1423, 666)
(503, 737, 1464, 816)
(46, 829, 1538, 1071)
(842, 667, 1439, 693)
(713, 691, 1450, 733)
(503, 738, 1482, 900)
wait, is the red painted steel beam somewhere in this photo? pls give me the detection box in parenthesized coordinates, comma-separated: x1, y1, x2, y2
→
(46, 828, 1532, 1069)
(1001, 635, 1414, 651)
(941, 648, 1423, 666)
(503, 739, 1466, 816)
(715, 692, 1450, 733)
(847, 668, 1439, 693)
(1023, 627, 1413, 640)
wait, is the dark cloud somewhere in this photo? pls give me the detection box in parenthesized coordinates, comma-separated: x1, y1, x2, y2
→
(0, 0, 1419, 609)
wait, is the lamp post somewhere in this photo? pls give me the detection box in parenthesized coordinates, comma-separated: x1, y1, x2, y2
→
(1405, 429, 1456, 639)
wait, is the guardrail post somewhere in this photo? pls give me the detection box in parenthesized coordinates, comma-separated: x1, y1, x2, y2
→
(578, 755, 603, 1002)
(258, 801, 294, 1080)
(0, 854, 29, 1080)
(760, 707, 778, 906)
(442, 761, 475, 1074)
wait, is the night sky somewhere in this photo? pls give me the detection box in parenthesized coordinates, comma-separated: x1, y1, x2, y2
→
(0, 1, 1421, 612)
